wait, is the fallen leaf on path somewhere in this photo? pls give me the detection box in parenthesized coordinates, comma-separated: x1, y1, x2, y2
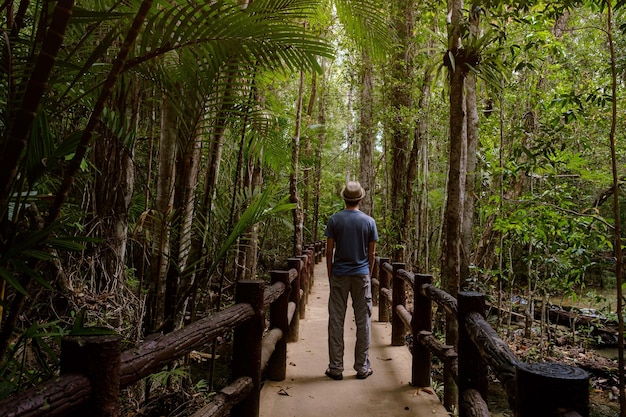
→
(413, 387, 435, 396)
(278, 389, 290, 396)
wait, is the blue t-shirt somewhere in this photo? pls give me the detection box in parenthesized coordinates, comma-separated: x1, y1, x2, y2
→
(324, 209, 378, 276)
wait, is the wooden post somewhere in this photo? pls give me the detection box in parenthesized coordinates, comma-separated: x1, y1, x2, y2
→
(304, 248, 315, 286)
(378, 257, 390, 322)
(60, 334, 121, 417)
(231, 280, 265, 417)
(515, 362, 589, 417)
(412, 274, 432, 387)
(315, 241, 322, 263)
(371, 256, 379, 307)
(267, 271, 291, 380)
(287, 258, 302, 334)
(457, 291, 489, 417)
(391, 262, 406, 346)
(297, 254, 309, 308)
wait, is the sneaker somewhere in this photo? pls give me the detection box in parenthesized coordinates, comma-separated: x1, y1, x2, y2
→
(356, 368, 373, 379)
(325, 369, 343, 380)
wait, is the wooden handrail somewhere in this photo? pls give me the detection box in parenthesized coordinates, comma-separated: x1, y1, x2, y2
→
(375, 257, 591, 417)
(0, 241, 326, 417)
(464, 310, 519, 399)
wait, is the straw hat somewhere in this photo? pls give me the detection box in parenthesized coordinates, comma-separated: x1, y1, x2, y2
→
(341, 181, 366, 203)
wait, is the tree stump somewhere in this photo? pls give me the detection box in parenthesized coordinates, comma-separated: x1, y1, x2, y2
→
(515, 362, 589, 417)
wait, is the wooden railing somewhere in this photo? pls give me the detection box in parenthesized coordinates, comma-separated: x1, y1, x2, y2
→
(0, 242, 324, 417)
(372, 257, 590, 417)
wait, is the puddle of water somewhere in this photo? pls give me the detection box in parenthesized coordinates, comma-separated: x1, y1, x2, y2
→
(550, 287, 618, 315)
(595, 347, 619, 360)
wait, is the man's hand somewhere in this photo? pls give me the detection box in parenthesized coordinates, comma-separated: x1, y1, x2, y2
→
(326, 237, 334, 277)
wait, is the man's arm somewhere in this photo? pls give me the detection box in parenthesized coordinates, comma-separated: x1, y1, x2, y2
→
(368, 241, 376, 277)
(326, 237, 334, 278)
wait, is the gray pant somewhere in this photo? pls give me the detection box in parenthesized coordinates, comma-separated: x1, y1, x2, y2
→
(327, 274, 372, 374)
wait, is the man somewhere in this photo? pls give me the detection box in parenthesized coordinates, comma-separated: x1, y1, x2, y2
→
(324, 181, 378, 380)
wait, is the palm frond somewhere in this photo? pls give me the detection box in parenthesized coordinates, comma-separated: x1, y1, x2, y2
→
(333, 0, 392, 58)
(127, 0, 334, 75)
(196, 185, 295, 281)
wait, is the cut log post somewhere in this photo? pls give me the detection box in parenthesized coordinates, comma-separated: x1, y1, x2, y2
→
(304, 248, 314, 283)
(458, 291, 489, 417)
(297, 254, 310, 299)
(267, 271, 290, 381)
(288, 258, 303, 332)
(515, 362, 590, 417)
(460, 388, 490, 417)
(371, 256, 380, 306)
(378, 258, 391, 322)
(314, 242, 321, 263)
(60, 334, 121, 417)
(391, 262, 406, 346)
(412, 274, 433, 387)
(231, 280, 265, 417)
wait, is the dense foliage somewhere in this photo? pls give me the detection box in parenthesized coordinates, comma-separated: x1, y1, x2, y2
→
(0, 0, 625, 414)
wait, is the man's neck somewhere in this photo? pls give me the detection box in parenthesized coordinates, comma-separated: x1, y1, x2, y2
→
(345, 204, 359, 211)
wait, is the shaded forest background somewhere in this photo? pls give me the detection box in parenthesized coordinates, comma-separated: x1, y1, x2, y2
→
(1, 0, 626, 415)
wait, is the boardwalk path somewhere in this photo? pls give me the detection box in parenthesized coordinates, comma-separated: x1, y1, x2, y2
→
(259, 260, 449, 417)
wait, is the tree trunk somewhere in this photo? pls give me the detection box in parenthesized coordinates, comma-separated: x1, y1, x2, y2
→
(387, 0, 416, 261)
(291, 70, 305, 256)
(93, 124, 134, 293)
(443, 0, 466, 410)
(303, 72, 317, 241)
(415, 64, 433, 271)
(461, 6, 480, 282)
(171, 122, 202, 328)
(359, 51, 375, 216)
(149, 94, 177, 332)
(240, 153, 264, 281)
(184, 71, 237, 317)
(312, 62, 327, 242)
(605, 3, 626, 413)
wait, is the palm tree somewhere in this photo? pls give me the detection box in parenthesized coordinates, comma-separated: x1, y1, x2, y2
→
(0, 0, 333, 370)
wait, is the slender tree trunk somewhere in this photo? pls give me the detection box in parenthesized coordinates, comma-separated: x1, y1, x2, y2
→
(149, 94, 177, 331)
(605, 3, 625, 414)
(203, 70, 237, 223)
(179, 133, 202, 271)
(303, 72, 316, 240)
(461, 5, 480, 282)
(239, 152, 263, 281)
(442, 0, 466, 410)
(185, 72, 236, 316)
(312, 63, 327, 242)
(359, 51, 375, 215)
(388, 0, 416, 261)
(291, 70, 305, 256)
(414, 66, 432, 271)
(173, 121, 202, 328)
